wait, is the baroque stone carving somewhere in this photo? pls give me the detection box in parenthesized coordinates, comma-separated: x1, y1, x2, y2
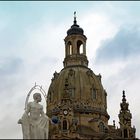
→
(51, 71, 59, 81)
(86, 69, 93, 77)
(68, 69, 75, 77)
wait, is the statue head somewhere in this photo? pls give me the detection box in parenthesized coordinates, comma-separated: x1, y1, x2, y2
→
(33, 93, 42, 103)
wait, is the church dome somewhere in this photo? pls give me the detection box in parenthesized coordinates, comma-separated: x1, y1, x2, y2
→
(47, 66, 108, 118)
(47, 13, 110, 139)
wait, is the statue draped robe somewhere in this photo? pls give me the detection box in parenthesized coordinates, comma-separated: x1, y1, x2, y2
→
(20, 101, 48, 139)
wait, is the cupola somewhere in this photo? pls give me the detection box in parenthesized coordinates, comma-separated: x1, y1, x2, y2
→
(63, 12, 88, 68)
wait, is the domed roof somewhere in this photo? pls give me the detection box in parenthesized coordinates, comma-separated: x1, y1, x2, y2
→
(47, 12, 109, 121)
(67, 13, 84, 36)
(47, 66, 106, 111)
(67, 23, 84, 35)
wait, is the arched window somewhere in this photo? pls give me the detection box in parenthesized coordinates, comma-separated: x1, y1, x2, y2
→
(92, 88, 97, 100)
(124, 129, 128, 138)
(77, 40, 83, 54)
(67, 41, 72, 55)
(63, 120, 67, 130)
(69, 88, 74, 98)
(99, 122, 104, 132)
(70, 44, 72, 55)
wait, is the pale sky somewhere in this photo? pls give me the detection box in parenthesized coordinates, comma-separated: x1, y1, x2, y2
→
(0, 1, 140, 138)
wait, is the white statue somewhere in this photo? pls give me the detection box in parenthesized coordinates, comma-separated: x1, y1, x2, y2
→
(18, 93, 49, 139)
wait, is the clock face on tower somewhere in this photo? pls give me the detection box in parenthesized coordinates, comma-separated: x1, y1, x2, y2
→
(63, 110, 68, 115)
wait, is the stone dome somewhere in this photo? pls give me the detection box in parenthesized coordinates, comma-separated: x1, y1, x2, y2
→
(47, 66, 108, 117)
(47, 13, 109, 139)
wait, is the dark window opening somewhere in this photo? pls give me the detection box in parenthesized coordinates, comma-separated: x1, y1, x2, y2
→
(63, 120, 67, 130)
(92, 89, 97, 100)
(124, 129, 128, 138)
(99, 122, 104, 132)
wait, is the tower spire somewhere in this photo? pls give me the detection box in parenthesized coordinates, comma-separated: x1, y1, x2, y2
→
(122, 90, 126, 102)
(118, 90, 136, 138)
(74, 11, 77, 25)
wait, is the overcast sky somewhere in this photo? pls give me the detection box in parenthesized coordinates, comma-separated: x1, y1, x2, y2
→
(0, 1, 140, 138)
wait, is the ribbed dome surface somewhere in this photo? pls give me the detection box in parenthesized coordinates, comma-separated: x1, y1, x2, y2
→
(48, 66, 106, 110)
(67, 24, 84, 35)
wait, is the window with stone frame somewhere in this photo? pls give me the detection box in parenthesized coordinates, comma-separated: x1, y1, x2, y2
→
(69, 44, 72, 55)
(77, 40, 84, 54)
(99, 122, 104, 132)
(63, 120, 67, 131)
(67, 41, 72, 55)
(124, 129, 128, 138)
(69, 88, 75, 98)
(92, 88, 97, 100)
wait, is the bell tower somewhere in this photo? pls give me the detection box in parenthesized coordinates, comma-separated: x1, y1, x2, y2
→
(118, 90, 136, 139)
(63, 12, 88, 67)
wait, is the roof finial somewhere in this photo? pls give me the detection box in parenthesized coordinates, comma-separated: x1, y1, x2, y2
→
(74, 11, 77, 25)
(122, 90, 126, 102)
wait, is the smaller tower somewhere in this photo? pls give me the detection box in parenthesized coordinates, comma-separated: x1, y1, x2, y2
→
(63, 12, 88, 67)
(118, 90, 136, 139)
